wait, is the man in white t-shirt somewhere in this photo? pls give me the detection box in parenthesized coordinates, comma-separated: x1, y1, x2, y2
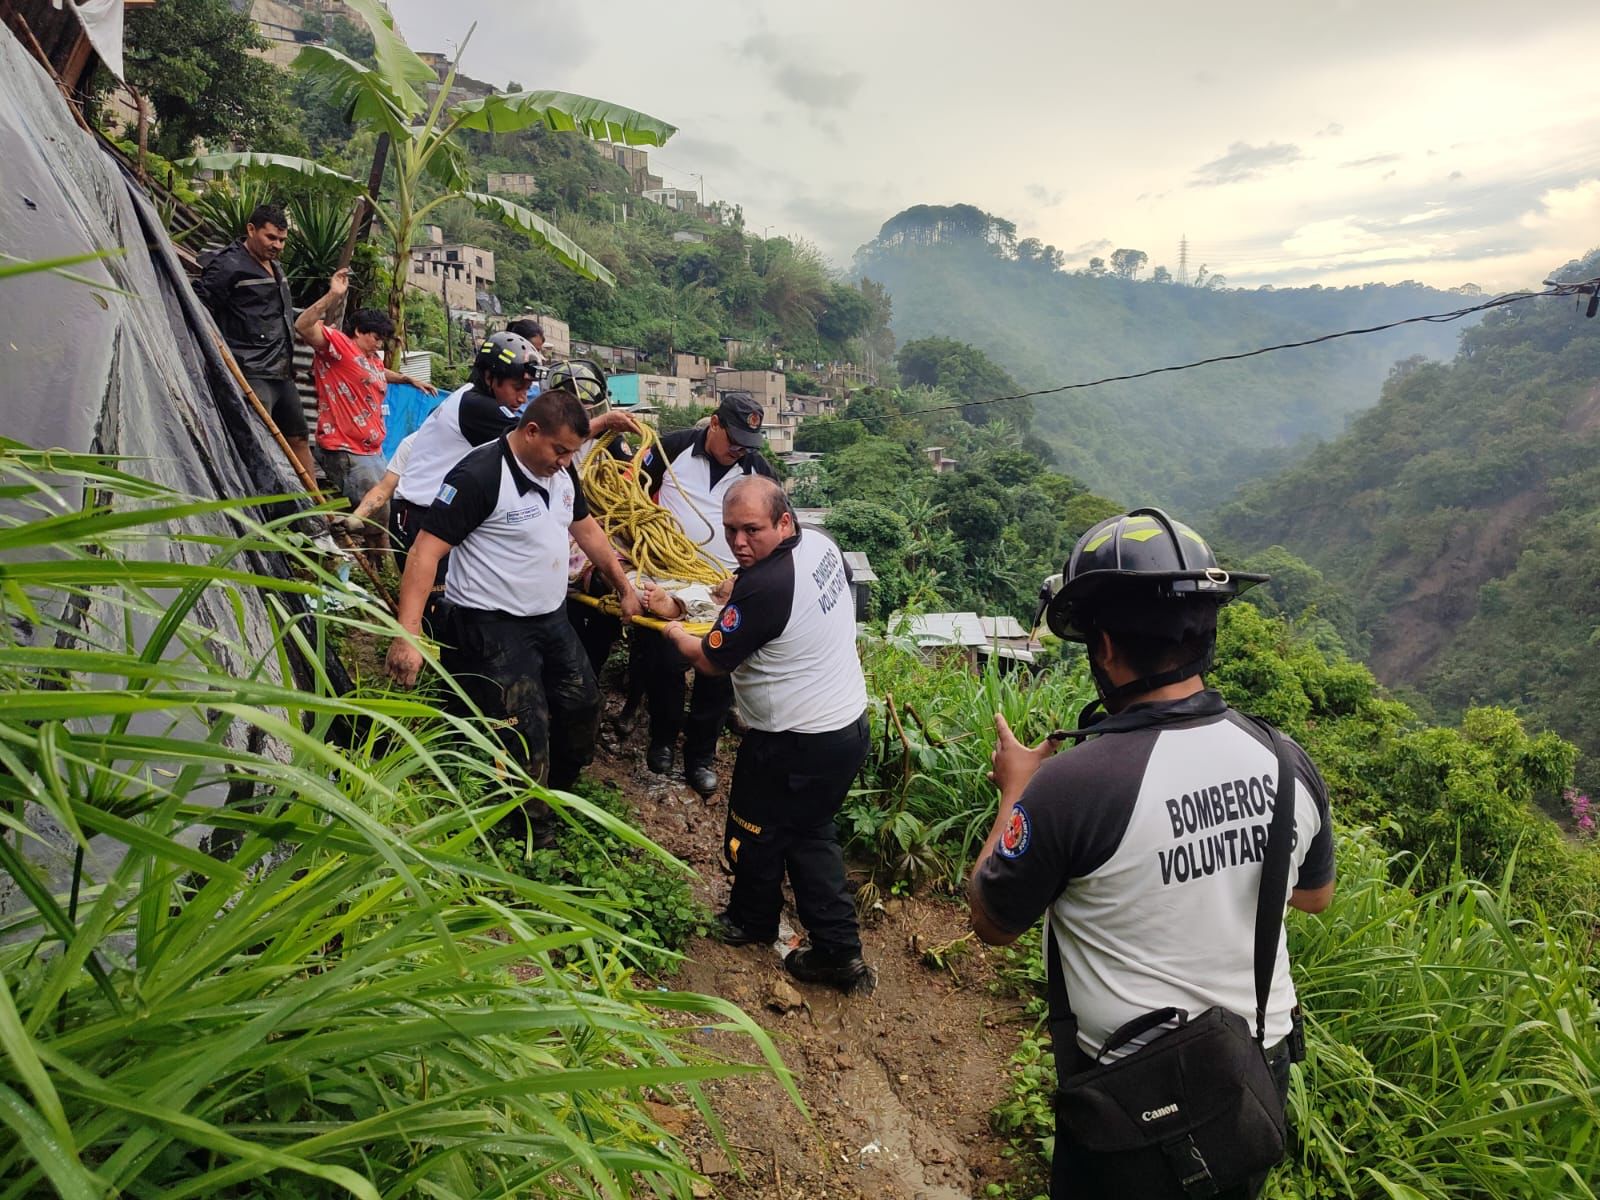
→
(638, 392, 775, 797)
(658, 475, 873, 994)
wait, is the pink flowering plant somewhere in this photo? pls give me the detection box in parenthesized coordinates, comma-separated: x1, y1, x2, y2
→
(1567, 787, 1597, 839)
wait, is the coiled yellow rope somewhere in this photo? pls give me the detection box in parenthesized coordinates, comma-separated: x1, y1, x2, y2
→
(573, 424, 728, 634)
(578, 426, 730, 587)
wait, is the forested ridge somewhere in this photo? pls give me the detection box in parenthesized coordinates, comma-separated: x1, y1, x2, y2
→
(856, 213, 1474, 510)
(1217, 248, 1600, 784)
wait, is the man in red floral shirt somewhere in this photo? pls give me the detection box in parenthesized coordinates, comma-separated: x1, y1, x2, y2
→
(296, 268, 434, 548)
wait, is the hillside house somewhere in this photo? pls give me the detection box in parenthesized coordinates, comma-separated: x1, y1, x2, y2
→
(607, 373, 697, 409)
(713, 369, 786, 417)
(643, 187, 697, 214)
(595, 144, 659, 193)
(408, 255, 476, 312)
(409, 226, 495, 312)
(572, 341, 641, 374)
(486, 171, 536, 197)
(841, 551, 877, 622)
(672, 352, 711, 382)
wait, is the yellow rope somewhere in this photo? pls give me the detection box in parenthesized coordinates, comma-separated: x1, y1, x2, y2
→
(578, 425, 730, 587)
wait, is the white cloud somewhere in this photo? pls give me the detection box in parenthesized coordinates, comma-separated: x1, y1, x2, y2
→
(1191, 142, 1304, 187)
(1519, 178, 1600, 235)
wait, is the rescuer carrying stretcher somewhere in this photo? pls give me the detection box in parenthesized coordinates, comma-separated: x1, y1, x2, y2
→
(386, 348, 642, 846)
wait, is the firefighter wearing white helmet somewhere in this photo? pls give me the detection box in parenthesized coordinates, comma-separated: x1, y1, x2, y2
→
(967, 508, 1335, 1198)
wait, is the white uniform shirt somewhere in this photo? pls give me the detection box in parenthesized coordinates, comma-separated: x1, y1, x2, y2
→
(640, 427, 774, 571)
(420, 436, 589, 618)
(700, 528, 867, 733)
(395, 384, 525, 506)
(973, 695, 1335, 1058)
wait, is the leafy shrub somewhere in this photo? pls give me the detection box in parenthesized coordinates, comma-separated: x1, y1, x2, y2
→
(490, 778, 711, 974)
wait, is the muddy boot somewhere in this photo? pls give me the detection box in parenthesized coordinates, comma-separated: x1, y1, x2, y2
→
(785, 946, 876, 995)
(713, 910, 772, 947)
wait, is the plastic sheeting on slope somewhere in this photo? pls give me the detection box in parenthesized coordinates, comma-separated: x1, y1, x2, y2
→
(0, 25, 333, 912)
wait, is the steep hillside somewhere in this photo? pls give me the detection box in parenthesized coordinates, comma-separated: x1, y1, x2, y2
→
(859, 238, 1472, 509)
(1216, 250, 1600, 777)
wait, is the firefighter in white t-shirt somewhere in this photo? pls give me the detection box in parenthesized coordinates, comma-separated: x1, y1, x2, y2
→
(967, 508, 1335, 1197)
(657, 475, 874, 994)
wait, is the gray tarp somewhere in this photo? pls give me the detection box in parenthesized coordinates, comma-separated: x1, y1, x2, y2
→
(0, 25, 329, 910)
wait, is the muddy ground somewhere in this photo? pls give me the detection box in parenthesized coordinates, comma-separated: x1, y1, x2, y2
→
(586, 707, 1040, 1200)
(339, 625, 1043, 1196)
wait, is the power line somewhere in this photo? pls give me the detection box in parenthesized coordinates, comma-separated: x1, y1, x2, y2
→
(837, 278, 1600, 428)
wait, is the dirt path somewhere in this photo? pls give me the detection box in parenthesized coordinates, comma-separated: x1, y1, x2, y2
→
(587, 718, 1036, 1199)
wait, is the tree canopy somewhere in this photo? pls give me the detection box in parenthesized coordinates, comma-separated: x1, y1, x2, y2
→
(121, 0, 300, 158)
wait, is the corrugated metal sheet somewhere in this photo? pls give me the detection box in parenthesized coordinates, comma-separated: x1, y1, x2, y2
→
(841, 551, 877, 582)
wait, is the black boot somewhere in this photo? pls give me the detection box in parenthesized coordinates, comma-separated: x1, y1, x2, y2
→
(646, 742, 674, 775)
(685, 761, 718, 797)
(785, 946, 875, 994)
(712, 910, 772, 946)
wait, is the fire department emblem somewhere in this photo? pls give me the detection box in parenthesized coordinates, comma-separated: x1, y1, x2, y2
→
(997, 804, 1032, 859)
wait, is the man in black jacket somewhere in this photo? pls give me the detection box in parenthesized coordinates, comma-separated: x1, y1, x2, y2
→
(196, 203, 309, 475)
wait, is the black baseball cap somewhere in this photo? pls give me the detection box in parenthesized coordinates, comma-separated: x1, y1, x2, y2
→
(717, 391, 766, 448)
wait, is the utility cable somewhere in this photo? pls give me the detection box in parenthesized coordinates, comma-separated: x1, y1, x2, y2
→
(834, 276, 1600, 427)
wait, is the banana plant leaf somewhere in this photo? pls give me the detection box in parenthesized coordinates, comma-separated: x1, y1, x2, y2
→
(344, 0, 436, 116)
(451, 89, 677, 145)
(464, 192, 616, 286)
(292, 43, 418, 143)
(177, 153, 364, 197)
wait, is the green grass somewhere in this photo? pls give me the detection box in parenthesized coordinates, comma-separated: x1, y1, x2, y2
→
(0, 441, 794, 1197)
(486, 779, 713, 977)
(848, 636, 1095, 893)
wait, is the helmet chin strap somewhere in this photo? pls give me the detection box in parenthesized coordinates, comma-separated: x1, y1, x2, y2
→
(1085, 643, 1215, 716)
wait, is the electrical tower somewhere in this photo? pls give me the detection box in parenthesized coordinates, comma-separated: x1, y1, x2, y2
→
(1177, 234, 1190, 286)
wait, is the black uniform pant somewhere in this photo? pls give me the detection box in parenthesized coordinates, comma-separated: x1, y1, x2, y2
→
(643, 628, 734, 767)
(722, 714, 868, 957)
(393, 499, 449, 632)
(1050, 1037, 1293, 1198)
(441, 606, 601, 798)
(565, 595, 623, 677)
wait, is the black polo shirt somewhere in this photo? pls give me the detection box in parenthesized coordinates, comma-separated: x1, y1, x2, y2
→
(195, 240, 295, 378)
(422, 436, 590, 618)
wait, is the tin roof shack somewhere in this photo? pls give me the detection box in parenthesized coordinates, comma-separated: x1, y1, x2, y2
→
(893, 613, 1040, 673)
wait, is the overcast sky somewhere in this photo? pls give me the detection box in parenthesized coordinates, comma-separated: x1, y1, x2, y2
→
(389, 0, 1600, 291)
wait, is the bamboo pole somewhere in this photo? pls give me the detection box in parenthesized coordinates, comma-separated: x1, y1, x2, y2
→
(208, 329, 397, 610)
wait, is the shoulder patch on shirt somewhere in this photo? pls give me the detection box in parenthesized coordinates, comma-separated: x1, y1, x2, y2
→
(436, 483, 458, 505)
(719, 605, 742, 632)
(998, 803, 1032, 859)
(707, 629, 724, 649)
